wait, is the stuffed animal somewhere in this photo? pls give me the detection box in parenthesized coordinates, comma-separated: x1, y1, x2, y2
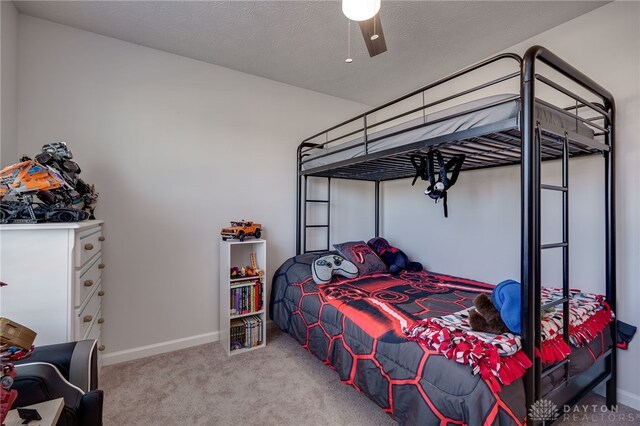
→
(230, 267, 240, 279)
(468, 293, 511, 335)
(491, 279, 521, 334)
(367, 237, 423, 275)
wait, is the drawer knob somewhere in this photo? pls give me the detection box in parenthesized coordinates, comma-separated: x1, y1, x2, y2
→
(83, 315, 93, 323)
(84, 279, 94, 287)
(99, 236, 105, 242)
(85, 243, 94, 250)
(97, 318, 104, 324)
(98, 290, 105, 297)
(98, 345, 105, 352)
(98, 263, 106, 269)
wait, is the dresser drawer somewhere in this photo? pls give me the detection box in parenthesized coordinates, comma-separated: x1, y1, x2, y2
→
(85, 312, 106, 361)
(75, 254, 103, 307)
(76, 226, 103, 268)
(75, 282, 102, 340)
(84, 308, 102, 340)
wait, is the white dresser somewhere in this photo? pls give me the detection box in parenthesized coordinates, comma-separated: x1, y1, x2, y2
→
(0, 220, 105, 361)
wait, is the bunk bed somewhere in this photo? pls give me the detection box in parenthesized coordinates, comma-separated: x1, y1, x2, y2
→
(271, 46, 616, 425)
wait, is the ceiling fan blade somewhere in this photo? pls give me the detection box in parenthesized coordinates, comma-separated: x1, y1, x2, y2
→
(358, 14, 387, 57)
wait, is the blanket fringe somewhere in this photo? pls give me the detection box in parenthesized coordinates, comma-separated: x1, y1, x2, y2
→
(496, 351, 532, 388)
(540, 335, 572, 364)
(406, 320, 532, 392)
(570, 302, 613, 346)
(407, 302, 613, 392)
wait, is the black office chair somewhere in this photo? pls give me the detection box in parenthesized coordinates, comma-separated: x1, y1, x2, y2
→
(12, 340, 103, 426)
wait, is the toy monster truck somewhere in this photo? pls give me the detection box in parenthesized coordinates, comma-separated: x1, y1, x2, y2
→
(220, 220, 262, 241)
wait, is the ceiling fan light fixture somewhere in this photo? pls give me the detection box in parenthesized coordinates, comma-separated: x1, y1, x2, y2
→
(342, 0, 381, 22)
(370, 34, 379, 41)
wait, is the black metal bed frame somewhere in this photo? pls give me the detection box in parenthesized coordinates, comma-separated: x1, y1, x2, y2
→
(295, 46, 616, 424)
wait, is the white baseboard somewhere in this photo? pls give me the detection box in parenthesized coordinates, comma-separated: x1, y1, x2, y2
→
(102, 331, 219, 366)
(617, 389, 640, 411)
(594, 385, 640, 411)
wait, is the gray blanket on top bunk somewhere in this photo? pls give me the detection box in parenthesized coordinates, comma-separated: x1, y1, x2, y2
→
(302, 93, 594, 170)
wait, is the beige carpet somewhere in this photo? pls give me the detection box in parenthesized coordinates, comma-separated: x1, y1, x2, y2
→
(101, 326, 639, 425)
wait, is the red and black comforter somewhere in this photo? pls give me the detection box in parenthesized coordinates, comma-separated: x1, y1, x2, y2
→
(269, 253, 610, 425)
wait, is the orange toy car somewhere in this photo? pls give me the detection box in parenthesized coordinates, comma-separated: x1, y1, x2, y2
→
(221, 220, 262, 241)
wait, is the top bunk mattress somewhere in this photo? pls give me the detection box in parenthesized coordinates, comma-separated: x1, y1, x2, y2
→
(301, 93, 595, 171)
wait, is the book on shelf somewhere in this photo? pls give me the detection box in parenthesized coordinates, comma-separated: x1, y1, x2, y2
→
(252, 317, 258, 347)
(242, 317, 248, 348)
(229, 315, 263, 351)
(230, 319, 243, 351)
(256, 315, 263, 345)
(229, 280, 263, 316)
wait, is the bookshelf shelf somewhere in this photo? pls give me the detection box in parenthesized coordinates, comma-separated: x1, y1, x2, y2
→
(230, 277, 262, 284)
(219, 238, 267, 356)
(230, 309, 265, 320)
(228, 343, 266, 356)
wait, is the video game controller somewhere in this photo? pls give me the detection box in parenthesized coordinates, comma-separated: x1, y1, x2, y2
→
(312, 255, 358, 284)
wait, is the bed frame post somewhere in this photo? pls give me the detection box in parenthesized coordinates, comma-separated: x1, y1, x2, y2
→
(296, 144, 304, 255)
(521, 49, 541, 421)
(522, 45, 617, 419)
(375, 181, 380, 237)
(604, 96, 617, 409)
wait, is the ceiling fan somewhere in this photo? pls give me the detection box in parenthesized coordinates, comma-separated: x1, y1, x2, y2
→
(342, 0, 387, 58)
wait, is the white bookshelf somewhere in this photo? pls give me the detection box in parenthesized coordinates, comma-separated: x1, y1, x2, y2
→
(219, 239, 267, 356)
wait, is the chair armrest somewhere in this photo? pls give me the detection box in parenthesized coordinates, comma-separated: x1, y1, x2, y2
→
(16, 342, 77, 379)
(79, 390, 104, 426)
(70, 340, 99, 391)
(13, 362, 84, 409)
(15, 340, 98, 392)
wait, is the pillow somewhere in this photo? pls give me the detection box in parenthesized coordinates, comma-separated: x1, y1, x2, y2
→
(333, 240, 388, 276)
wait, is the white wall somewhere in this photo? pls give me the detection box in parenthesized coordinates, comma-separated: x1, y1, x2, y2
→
(382, 2, 639, 409)
(16, 15, 368, 361)
(12, 0, 639, 408)
(1, 1, 19, 167)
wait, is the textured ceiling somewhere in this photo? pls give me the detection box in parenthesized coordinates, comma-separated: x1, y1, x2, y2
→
(14, 1, 606, 105)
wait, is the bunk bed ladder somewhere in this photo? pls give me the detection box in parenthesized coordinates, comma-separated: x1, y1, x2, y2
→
(540, 130, 571, 385)
(303, 176, 331, 253)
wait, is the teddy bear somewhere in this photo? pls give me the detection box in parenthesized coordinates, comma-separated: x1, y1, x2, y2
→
(367, 237, 423, 275)
(468, 293, 511, 335)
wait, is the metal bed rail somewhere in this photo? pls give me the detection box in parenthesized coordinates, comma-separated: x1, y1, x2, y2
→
(299, 53, 523, 160)
(295, 46, 616, 426)
(296, 53, 523, 255)
(302, 95, 520, 165)
(298, 77, 608, 181)
(520, 45, 616, 424)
